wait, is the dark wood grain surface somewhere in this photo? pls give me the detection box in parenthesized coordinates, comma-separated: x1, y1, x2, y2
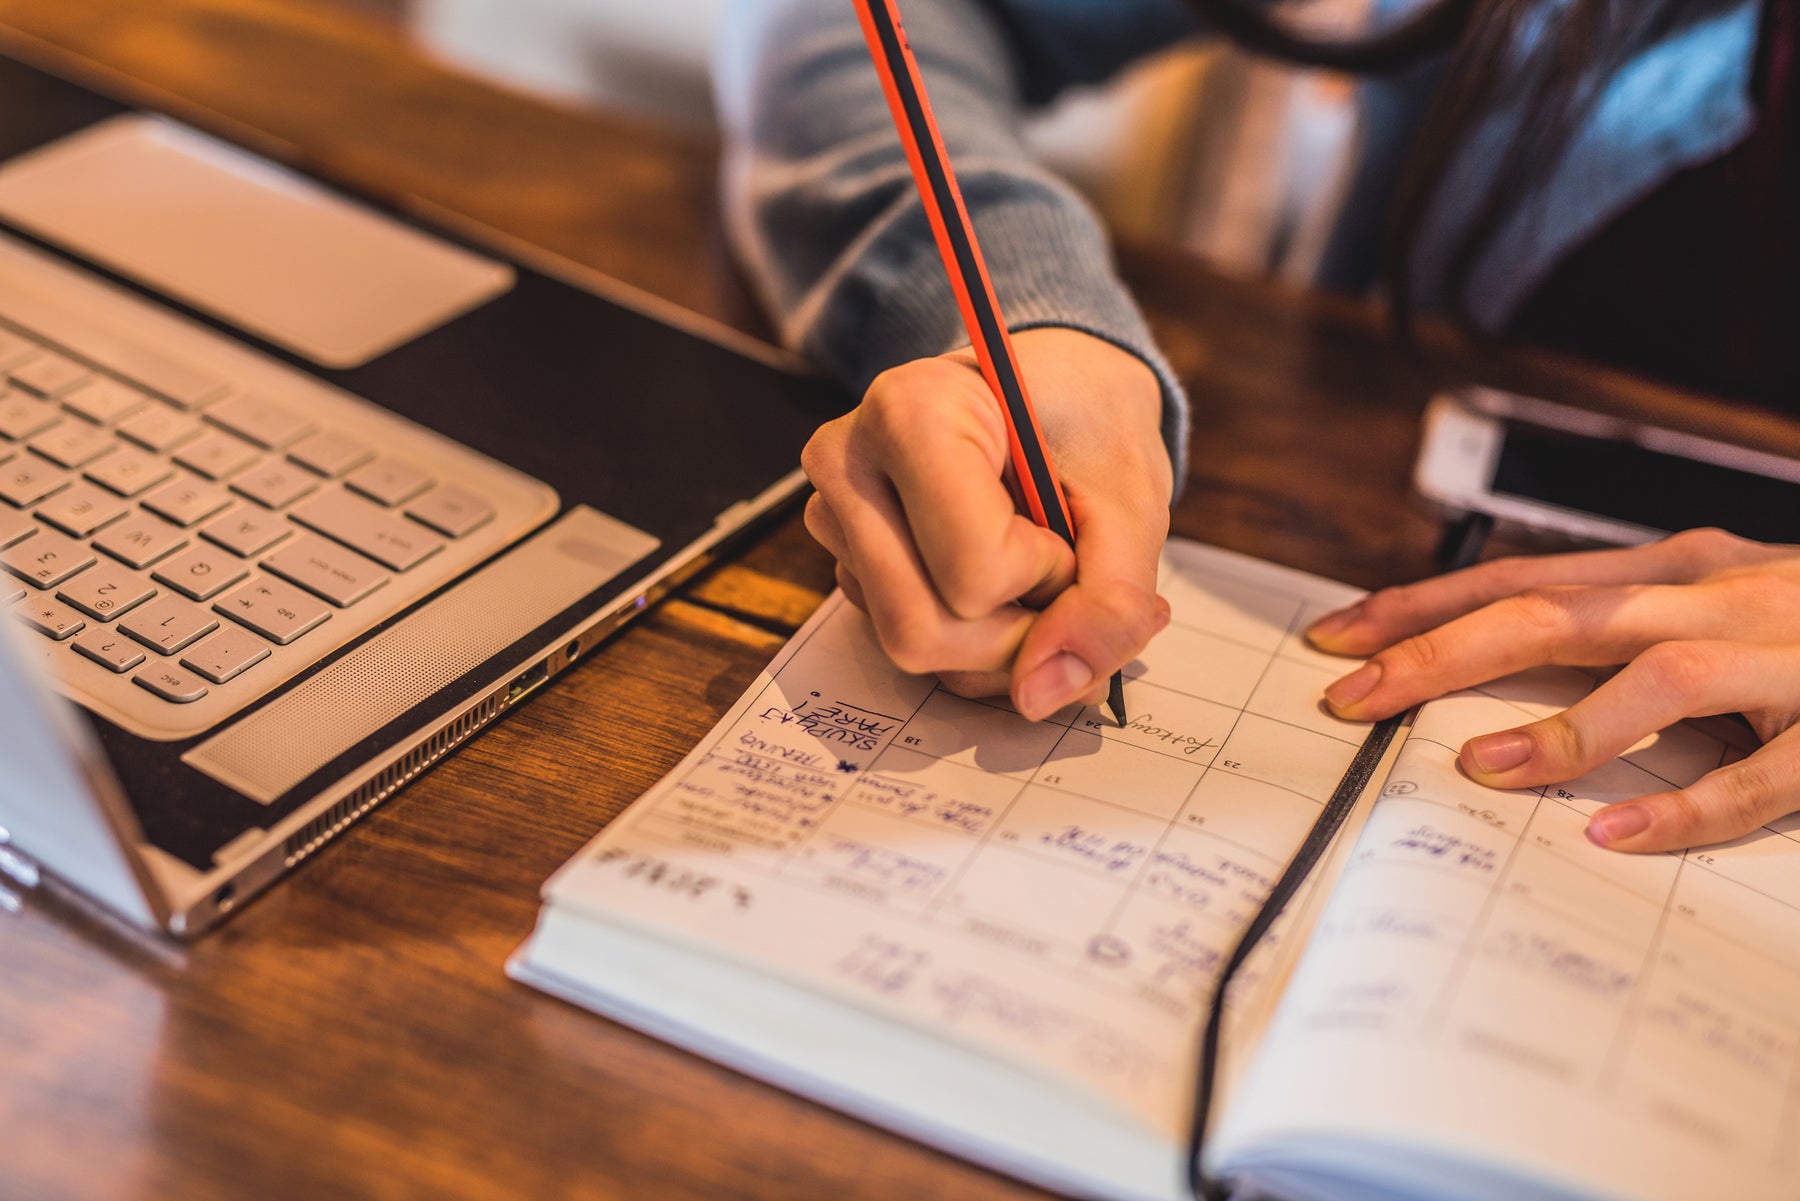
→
(3, 4, 1797, 1200)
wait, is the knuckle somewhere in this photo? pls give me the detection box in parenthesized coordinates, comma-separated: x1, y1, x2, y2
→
(799, 424, 841, 485)
(1357, 585, 1410, 628)
(1657, 787, 1711, 841)
(802, 492, 832, 534)
(1386, 629, 1449, 676)
(861, 361, 1001, 459)
(1631, 641, 1716, 704)
(874, 610, 947, 676)
(938, 552, 1010, 619)
(865, 358, 947, 401)
(1667, 527, 1749, 572)
(1507, 586, 1579, 632)
(1702, 761, 1775, 837)
(1527, 714, 1591, 770)
(858, 382, 924, 450)
(1475, 555, 1541, 596)
(1086, 579, 1159, 650)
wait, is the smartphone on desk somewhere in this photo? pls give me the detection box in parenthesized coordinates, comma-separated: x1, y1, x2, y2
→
(1415, 386, 1800, 546)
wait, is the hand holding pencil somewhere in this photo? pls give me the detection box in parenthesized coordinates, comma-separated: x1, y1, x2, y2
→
(796, 0, 1173, 721)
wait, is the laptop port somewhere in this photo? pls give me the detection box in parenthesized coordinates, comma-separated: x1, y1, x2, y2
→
(506, 661, 550, 705)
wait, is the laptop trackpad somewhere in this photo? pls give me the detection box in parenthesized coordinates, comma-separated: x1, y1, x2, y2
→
(0, 114, 512, 368)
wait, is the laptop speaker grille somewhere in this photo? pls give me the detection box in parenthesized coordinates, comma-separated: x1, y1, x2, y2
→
(283, 695, 504, 867)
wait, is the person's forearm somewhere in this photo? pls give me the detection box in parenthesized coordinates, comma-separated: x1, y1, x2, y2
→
(715, 0, 1191, 485)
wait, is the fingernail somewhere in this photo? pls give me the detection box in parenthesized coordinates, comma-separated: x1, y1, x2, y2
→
(1017, 653, 1094, 721)
(1153, 600, 1172, 635)
(1464, 731, 1533, 775)
(1324, 662, 1380, 710)
(1307, 602, 1365, 646)
(1587, 803, 1652, 847)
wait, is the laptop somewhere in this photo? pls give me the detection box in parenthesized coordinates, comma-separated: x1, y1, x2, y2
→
(0, 44, 844, 936)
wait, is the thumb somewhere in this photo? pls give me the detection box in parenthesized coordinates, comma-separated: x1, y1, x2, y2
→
(1009, 493, 1169, 720)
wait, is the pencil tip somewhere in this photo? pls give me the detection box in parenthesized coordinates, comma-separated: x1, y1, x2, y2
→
(1106, 671, 1126, 727)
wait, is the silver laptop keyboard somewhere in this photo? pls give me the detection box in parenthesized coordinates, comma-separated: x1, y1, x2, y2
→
(0, 238, 559, 743)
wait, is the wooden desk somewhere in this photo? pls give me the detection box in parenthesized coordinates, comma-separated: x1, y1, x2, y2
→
(4, 4, 1798, 1200)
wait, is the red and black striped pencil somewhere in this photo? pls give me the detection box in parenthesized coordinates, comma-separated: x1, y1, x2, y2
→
(851, 0, 1130, 727)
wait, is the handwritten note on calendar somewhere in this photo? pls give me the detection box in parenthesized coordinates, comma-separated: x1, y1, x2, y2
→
(544, 541, 1375, 1133)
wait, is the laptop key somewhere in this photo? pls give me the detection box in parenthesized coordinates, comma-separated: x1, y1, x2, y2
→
(201, 506, 292, 557)
(120, 594, 219, 654)
(73, 629, 148, 673)
(0, 391, 61, 440)
(133, 663, 208, 704)
(85, 445, 174, 497)
(292, 489, 444, 572)
(0, 507, 35, 548)
(153, 546, 250, 601)
(30, 420, 116, 469)
(208, 394, 316, 450)
(36, 481, 128, 537)
(143, 476, 233, 527)
(174, 431, 260, 481)
(15, 595, 84, 640)
(0, 328, 40, 370)
(2, 580, 28, 605)
(179, 625, 272, 684)
(214, 577, 330, 644)
(405, 484, 495, 538)
(58, 564, 156, 621)
(10, 350, 91, 398)
(62, 377, 149, 425)
(288, 429, 373, 478)
(231, 458, 317, 509)
(2, 528, 94, 588)
(345, 458, 432, 506)
(118, 402, 204, 453)
(33, 321, 230, 412)
(262, 533, 389, 606)
(94, 512, 188, 569)
(0, 453, 71, 507)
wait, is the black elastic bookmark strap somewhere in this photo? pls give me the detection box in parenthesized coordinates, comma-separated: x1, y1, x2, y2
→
(1187, 520, 1492, 1200)
(1184, 711, 1404, 1201)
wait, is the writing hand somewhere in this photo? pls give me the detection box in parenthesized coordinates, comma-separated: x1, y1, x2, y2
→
(801, 328, 1173, 720)
(1307, 528, 1800, 852)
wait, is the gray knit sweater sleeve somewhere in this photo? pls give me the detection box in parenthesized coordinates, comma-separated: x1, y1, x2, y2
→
(714, 0, 1193, 485)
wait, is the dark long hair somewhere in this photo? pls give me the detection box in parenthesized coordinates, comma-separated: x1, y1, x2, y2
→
(1183, 0, 1700, 329)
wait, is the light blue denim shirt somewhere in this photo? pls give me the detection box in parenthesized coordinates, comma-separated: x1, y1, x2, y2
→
(715, 0, 1761, 474)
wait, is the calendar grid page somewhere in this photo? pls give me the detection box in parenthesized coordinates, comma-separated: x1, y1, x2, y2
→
(1214, 672, 1800, 1201)
(544, 540, 1373, 1133)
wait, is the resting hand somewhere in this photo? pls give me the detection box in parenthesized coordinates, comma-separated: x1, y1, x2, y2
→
(1307, 529, 1800, 853)
(801, 328, 1172, 720)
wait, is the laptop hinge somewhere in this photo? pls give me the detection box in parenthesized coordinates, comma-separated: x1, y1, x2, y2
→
(0, 825, 42, 892)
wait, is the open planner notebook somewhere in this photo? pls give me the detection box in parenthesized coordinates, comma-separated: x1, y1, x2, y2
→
(509, 539, 1800, 1201)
